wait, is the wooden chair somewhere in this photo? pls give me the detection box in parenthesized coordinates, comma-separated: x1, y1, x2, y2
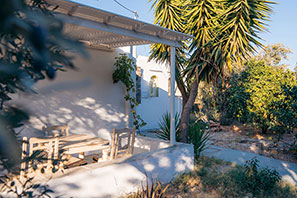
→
(109, 127, 136, 160)
(20, 136, 59, 180)
(28, 137, 59, 170)
(42, 124, 69, 137)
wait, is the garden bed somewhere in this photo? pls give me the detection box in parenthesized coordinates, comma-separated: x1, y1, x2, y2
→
(209, 124, 297, 164)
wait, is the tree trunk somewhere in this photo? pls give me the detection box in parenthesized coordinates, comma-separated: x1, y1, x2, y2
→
(261, 125, 268, 134)
(176, 77, 188, 107)
(180, 80, 199, 142)
(175, 63, 188, 108)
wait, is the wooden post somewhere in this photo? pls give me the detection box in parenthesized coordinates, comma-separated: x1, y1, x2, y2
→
(47, 141, 53, 169)
(78, 152, 85, 159)
(130, 127, 136, 155)
(170, 46, 176, 145)
(110, 128, 116, 160)
(65, 125, 69, 136)
(20, 137, 28, 180)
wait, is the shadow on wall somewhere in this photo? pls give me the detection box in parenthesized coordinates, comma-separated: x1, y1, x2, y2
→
(10, 46, 182, 139)
(15, 91, 126, 140)
(11, 48, 128, 140)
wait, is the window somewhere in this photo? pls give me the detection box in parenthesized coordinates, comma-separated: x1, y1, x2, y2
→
(149, 75, 158, 97)
(136, 66, 141, 104)
(168, 77, 178, 96)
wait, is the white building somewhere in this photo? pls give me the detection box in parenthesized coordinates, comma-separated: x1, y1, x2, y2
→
(10, 0, 191, 142)
(136, 56, 183, 130)
(6, 1, 195, 197)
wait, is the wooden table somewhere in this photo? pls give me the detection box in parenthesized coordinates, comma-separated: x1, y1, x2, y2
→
(58, 134, 110, 157)
(20, 134, 109, 178)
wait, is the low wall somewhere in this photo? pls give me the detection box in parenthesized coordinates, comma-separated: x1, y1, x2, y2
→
(134, 135, 171, 152)
(47, 140, 194, 198)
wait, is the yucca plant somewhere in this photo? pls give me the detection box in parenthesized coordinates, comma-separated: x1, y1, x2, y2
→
(156, 111, 181, 142)
(188, 120, 210, 159)
(127, 178, 169, 198)
(149, 0, 275, 143)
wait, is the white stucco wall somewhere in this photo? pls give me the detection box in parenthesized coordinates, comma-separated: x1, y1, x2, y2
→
(136, 56, 183, 130)
(10, 47, 182, 137)
(11, 47, 128, 140)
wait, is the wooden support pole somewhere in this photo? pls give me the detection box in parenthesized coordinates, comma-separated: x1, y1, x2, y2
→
(170, 46, 176, 145)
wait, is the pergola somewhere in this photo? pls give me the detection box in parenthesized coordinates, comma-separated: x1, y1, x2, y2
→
(47, 0, 192, 145)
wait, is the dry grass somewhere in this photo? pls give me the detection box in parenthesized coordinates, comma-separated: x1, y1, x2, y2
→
(165, 156, 297, 198)
(125, 156, 297, 198)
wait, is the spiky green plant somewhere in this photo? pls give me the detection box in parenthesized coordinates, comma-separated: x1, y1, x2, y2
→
(188, 120, 210, 159)
(127, 178, 169, 198)
(157, 111, 181, 142)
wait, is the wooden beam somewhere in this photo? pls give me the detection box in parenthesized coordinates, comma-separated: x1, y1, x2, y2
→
(132, 23, 146, 31)
(156, 30, 169, 37)
(103, 15, 117, 24)
(67, 5, 79, 16)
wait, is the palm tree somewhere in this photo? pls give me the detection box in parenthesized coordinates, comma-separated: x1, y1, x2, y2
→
(149, 0, 274, 142)
(149, 0, 190, 107)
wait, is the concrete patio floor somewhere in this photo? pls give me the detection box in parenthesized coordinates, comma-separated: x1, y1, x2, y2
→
(29, 136, 194, 198)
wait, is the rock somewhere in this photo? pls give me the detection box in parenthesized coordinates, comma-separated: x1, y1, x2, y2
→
(239, 139, 249, 143)
(249, 143, 261, 153)
(209, 120, 222, 132)
(271, 149, 278, 155)
(210, 127, 221, 132)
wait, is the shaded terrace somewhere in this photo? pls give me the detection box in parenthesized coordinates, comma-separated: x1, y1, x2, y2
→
(12, 1, 195, 197)
(47, 0, 192, 145)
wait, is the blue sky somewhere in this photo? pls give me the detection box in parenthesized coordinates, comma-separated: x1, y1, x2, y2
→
(72, 0, 297, 69)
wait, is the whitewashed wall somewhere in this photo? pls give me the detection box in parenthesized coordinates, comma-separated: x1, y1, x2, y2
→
(136, 56, 183, 130)
(11, 47, 128, 140)
(10, 47, 182, 137)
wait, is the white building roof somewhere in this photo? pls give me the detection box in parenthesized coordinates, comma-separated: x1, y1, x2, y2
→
(46, 0, 192, 48)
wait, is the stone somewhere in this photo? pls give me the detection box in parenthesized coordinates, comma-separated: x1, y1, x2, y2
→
(239, 139, 249, 143)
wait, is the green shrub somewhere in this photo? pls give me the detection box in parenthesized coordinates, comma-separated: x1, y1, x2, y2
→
(269, 85, 297, 133)
(188, 120, 209, 159)
(156, 111, 181, 142)
(243, 158, 281, 196)
(160, 156, 296, 198)
(224, 74, 250, 123)
(113, 54, 146, 130)
(224, 60, 297, 133)
(198, 44, 297, 133)
(197, 157, 281, 197)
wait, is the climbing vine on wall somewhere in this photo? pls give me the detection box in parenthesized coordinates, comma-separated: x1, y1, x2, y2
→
(112, 54, 146, 130)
